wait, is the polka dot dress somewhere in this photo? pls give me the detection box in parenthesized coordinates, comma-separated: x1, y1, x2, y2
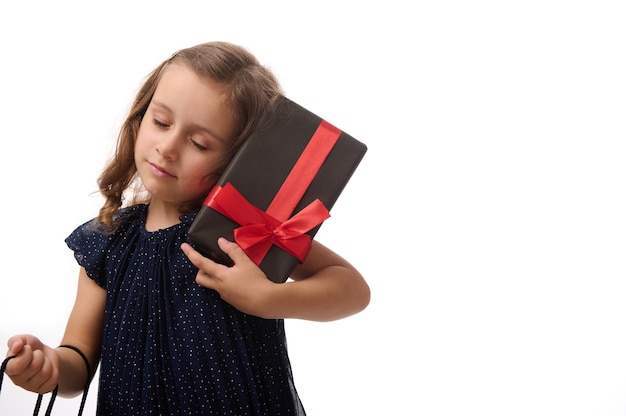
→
(65, 204, 306, 415)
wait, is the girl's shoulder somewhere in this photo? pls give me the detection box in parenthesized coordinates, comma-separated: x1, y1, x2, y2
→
(65, 205, 149, 284)
(66, 204, 147, 247)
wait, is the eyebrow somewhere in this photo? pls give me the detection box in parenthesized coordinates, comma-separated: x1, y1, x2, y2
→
(150, 100, 227, 144)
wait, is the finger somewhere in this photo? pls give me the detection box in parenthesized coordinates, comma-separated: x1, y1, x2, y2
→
(6, 334, 37, 355)
(29, 348, 46, 374)
(17, 347, 46, 383)
(181, 242, 214, 269)
(7, 338, 25, 356)
(217, 237, 250, 265)
(195, 270, 217, 289)
(32, 356, 57, 394)
(182, 242, 232, 277)
(4, 344, 34, 376)
(9, 350, 56, 394)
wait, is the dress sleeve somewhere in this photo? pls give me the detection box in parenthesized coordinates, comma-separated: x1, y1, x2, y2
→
(65, 218, 113, 288)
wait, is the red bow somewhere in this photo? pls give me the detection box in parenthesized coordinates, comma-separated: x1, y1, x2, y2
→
(205, 183, 330, 265)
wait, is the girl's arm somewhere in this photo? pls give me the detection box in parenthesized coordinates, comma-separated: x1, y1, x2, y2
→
(5, 268, 105, 398)
(56, 267, 105, 396)
(182, 238, 370, 321)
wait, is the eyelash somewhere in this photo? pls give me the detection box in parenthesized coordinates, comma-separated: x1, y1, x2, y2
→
(191, 140, 208, 151)
(152, 118, 169, 128)
(152, 118, 208, 151)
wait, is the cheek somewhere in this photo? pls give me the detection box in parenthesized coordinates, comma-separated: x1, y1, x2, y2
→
(187, 173, 218, 201)
(197, 170, 216, 188)
(188, 162, 220, 190)
(134, 127, 150, 157)
(183, 151, 228, 194)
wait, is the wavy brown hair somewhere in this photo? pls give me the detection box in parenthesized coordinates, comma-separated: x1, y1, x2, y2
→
(96, 41, 283, 231)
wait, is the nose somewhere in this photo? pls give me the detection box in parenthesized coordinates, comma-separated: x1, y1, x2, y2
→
(156, 130, 181, 161)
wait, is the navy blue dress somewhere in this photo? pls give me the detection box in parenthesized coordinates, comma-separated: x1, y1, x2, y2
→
(65, 204, 306, 415)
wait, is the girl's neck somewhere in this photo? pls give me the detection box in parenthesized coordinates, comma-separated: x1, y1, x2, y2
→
(144, 200, 182, 231)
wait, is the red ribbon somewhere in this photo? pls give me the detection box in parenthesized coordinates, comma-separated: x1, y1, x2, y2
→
(203, 119, 341, 265)
(203, 183, 330, 264)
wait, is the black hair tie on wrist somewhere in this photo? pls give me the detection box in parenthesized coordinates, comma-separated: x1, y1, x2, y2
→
(58, 344, 93, 385)
(58, 344, 93, 416)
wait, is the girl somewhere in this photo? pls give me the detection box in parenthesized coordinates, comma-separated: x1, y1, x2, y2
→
(4, 41, 370, 415)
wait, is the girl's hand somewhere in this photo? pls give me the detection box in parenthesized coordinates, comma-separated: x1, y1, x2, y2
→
(4, 334, 59, 394)
(181, 238, 277, 318)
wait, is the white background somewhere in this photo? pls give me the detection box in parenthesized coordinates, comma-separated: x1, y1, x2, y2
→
(1, 1, 625, 415)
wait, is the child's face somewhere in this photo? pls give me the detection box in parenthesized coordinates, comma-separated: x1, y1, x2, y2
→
(135, 62, 236, 206)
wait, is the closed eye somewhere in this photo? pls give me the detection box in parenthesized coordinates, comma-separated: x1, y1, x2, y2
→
(190, 138, 208, 151)
(153, 118, 169, 128)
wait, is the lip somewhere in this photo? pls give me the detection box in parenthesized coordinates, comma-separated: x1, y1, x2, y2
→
(148, 162, 176, 178)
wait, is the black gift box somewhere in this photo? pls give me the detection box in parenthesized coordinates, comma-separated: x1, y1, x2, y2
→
(188, 96, 367, 283)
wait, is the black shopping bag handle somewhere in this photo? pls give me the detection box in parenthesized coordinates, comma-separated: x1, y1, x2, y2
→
(1, 345, 92, 416)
